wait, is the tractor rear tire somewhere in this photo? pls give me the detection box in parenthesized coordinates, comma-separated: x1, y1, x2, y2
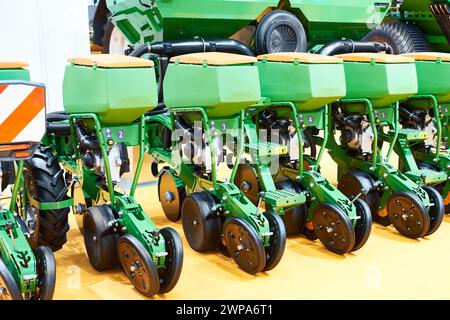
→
(24, 145, 70, 252)
(362, 22, 431, 54)
(255, 10, 307, 55)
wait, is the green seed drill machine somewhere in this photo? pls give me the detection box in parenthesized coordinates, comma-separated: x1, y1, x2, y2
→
(394, 52, 450, 213)
(325, 52, 444, 238)
(233, 52, 372, 254)
(43, 54, 183, 297)
(0, 59, 56, 300)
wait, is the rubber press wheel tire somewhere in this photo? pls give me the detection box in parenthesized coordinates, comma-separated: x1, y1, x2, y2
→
(181, 192, 221, 252)
(338, 170, 389, 226)
(255, 10, 307, 55)
(387, 191, 430, 239)
(24, 145, 70, 251)
(362, 22, 431, 54)
(312, 203, 356, 255)
(117, 234, 160, 298)
(263, 212, 286, 272)
(32, 246, 56, 300)
(351, 199, 372, 252)
(422, 186, 444, 237)
(274, 181, 307, 236)
(158, 227, 183, 294)
(158, 171, 186, 222)
(0, 259, 22, 300)
(83, 205, 119, 271)
(224, 217, 266, 275)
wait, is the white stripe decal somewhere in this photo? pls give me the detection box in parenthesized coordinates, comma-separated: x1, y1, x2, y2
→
(0, 84, 35, 124)
(12, 108, 46, 143)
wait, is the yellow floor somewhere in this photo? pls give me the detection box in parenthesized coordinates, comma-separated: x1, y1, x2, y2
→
(52, 154, 450, 300)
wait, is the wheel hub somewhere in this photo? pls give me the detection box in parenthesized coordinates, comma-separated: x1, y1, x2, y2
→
(164, 191, 175, 203)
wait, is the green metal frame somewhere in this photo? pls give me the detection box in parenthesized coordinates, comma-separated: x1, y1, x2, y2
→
(46, 114, 167, 268)
(395, 94, 450, 203)
(0, 161, 37, 297)
(147, 108, 272, 247)
(327, 98, 431, 212)
(244, 100, 358, 226)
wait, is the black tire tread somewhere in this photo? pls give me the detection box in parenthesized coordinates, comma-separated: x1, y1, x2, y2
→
(25, 145, 70, 251)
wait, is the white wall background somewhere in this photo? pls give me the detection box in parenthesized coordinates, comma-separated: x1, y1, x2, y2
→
(0, 0, 91, 112)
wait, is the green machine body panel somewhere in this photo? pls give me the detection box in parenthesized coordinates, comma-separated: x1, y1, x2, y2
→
(164, 62, 261, 117)
(0, 68, 30, 81)
(409, 59, 450, 104)
(256, 60, 346, 110)
(106, 0, 389, 48)
(63, 65, 158, 124)
(341, 61, 418, 107)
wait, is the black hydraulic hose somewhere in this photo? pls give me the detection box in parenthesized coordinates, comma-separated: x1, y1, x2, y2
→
(47, 123, 71, 136)
(335, 113, 363, 129)
(129, 38, 255, 58)
(74, 123, 99, 151)
(319, 40, 393, 56)
(46, 112, 69, 122)
(399, 106, 423, 124)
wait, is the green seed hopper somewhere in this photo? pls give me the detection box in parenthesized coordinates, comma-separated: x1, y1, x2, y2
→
(0, 60, 29, 81)
(327, 52, 444, 239)
(164, 53, 261, 117)
(105, 0, 389, 53)
(63, 55, 158, 124)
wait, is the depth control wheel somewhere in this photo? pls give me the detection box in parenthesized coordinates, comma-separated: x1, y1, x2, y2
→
(181, 192, 221, 252)
(0, 259, 22, 300)
(234, 163, 260, 205)
(422, 186, 444, 237)
(352, 199, 372, 252)
(83, 205, 119, 271)
(312, 203, 356, 254)
(158, 171, 186, 222)
(263, 212, 286, 272)
(224, 217, 266, 275)
(32, 246, 56, 300)
(158, 227, 183, 294)
(118, 234, 160, 297)
(387, 192, 430, 239)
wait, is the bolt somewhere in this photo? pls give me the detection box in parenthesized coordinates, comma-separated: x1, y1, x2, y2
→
(240, 182, 251, 193)
(193, 220, 198, 226)
(402, 213, 408, 220)
(92, 236, 97, 242)
(164, 191, 175, 203)
(237, 244, 244, 251)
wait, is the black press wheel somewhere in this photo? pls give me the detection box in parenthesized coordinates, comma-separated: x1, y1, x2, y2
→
(255, 10, 307, 54)
(32, 246, 56, 300)
(83, 205, 119, 271)
(234, 163, 260, 205)
(274, 181, 307, 236)
(224, 217, 266, 275)
(312, 203, 356, 254)
(117, 234, 160, 298)
(181, 192, 221, 252)
(387, 191, 430, 239)
(351, 199, 372, 252)
(158, 227, 183, 294)
(338, 170, 389, 226)
(422, 186, 444, 237)
(0, 259, 22, 300)
(263, 212, 286, 272)
(158, 171, 186, 222)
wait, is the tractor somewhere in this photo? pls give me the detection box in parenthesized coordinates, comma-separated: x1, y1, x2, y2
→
(0, 58, 56, 300)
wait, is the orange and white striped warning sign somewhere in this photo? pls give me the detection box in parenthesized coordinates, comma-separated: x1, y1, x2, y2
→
(0, 82, 46, 145)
